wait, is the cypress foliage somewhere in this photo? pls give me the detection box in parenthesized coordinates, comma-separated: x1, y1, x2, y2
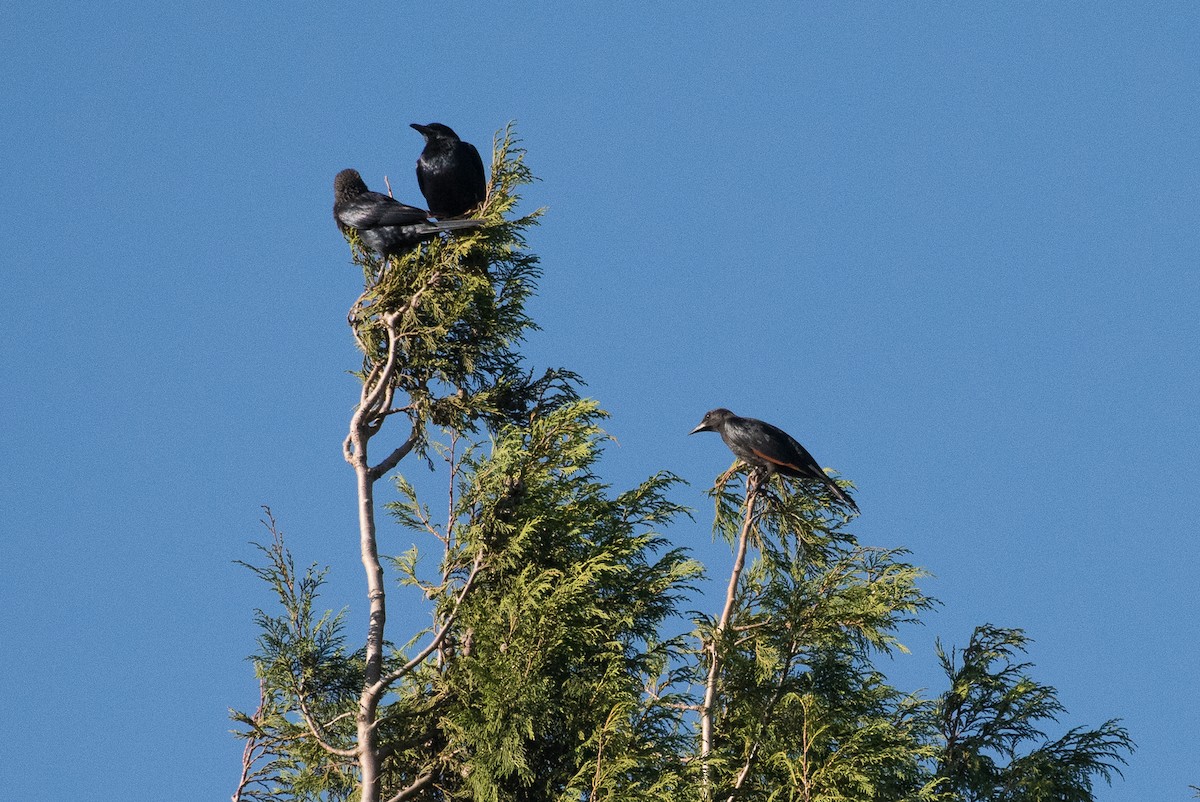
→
(231, 128, 1134, 802)
(934, 625, 1133, 801)
(696, 472, 942, 802)
(391, 402, 700, 801)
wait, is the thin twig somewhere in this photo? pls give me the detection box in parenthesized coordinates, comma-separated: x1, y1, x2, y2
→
(445, 432, 459, 549)
(295, 689, 357, 758)
(232, 679, 269, 802)
(726, 648, 797, 801)
(368, 549, 486, 699)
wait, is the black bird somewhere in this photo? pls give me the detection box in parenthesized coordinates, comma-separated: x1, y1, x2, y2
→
(690, 408, 858, 511)
(411, 123, 487, 219)
(333, 168, 481, 259)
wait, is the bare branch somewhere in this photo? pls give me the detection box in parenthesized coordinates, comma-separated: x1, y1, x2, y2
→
(324, 710, 355, 727)
(232, 679, 270, 802)
(444, 433, 459, 548)
(701, 474, 761, 800)
(295, 692, 357, 759)
(383, 771, 435, 802)
(664, 702, 702, 711)
(347, 276, 444, 801)
(368, 549, 486, 700)
(731, 618, 772, 632)
(368, 424, 421, 482)
(360, 324, 401, 420)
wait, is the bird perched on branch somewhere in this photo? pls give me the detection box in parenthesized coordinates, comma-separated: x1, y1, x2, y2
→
(333, 168, 482, 259)
(690, 408, 858, 512)
(411, 123, 487, 219)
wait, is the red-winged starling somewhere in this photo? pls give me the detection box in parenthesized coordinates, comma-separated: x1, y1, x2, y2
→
(690, 408, 858, 512)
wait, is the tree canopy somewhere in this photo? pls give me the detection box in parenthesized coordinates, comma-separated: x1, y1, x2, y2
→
(231, 128, 1133, 802)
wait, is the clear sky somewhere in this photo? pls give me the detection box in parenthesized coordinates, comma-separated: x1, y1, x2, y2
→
(2, 3, 1196, 799)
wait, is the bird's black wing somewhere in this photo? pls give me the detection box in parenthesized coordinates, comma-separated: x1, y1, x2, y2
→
(725, 416, 857, 511)
(337, 192, 428, 229)
(740, 420, 826, 481)
(462, 142, 487, 205)
(762, 424, 858, 511)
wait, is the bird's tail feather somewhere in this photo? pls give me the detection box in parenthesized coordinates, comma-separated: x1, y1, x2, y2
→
(824, 476, 859, 513)
(433, 219, 485, 233)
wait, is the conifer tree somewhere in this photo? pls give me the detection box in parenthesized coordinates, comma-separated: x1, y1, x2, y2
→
(694, 471, 941, 802)
(231, 128, 700, 802)
(232, 128, 1134, 802)
(933, 625, 1133, 801)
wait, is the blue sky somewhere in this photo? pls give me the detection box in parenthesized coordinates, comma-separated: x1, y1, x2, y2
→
(2, 3, 1196, 799)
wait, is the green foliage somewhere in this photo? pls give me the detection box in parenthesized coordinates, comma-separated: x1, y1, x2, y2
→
(233, 127, 1135, 802)
(388, 400, 702, 802)
(699, 472, 941, 802)
(231, 512, 358, 801)
(934, 625, 1134, 801)
(345, 124, 574, 441)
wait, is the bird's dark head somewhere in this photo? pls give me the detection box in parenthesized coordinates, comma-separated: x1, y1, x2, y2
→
(334, 168, 369, 201)
(410, 122, 460, 142)
(690, 408, 735, 435)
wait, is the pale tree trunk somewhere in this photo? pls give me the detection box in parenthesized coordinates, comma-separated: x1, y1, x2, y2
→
(700, 475, 760, 801)
(344, 297, 484, 802)
(343, 311, 416, 802)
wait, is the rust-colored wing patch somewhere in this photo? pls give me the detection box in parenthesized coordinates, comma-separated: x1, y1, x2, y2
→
(751, 448, 801, 473)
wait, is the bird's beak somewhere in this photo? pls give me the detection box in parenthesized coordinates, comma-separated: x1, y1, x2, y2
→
(410, 123, 429, 134)
(688, 422, 709, 435)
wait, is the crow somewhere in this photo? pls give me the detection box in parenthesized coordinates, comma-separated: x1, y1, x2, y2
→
(411, 123, 487, 219)
(690, 408, 858, 511)
(333, 168, 481, 259)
